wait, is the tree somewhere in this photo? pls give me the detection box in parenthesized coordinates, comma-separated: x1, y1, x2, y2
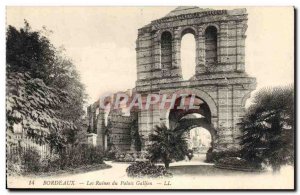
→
(6, 71, 72, 145)
(148, 124, 188, 169)
(6, 21, 56, 83)
(50, 55, 87, 145)
(130, 118, 142, 152)
(6, 21, 87, 150)
(240, 85, 294, 172)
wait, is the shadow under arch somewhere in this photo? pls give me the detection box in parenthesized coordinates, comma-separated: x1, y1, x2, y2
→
(162, 88, 218, 155)
(163, 88, 218, 118)
(180, 26, 197, 37)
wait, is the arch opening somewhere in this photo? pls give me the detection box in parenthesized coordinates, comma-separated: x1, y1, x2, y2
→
(185, 127, 212, 159)
(167, 95, 215, 162)
(161, 31, 172, 70)
(168, 95, 212, 130)
(181, 33, 196, 80)
(205, 26, 218, 65)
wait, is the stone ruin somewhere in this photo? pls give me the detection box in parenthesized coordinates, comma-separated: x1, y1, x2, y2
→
(86, 6, 256, 154)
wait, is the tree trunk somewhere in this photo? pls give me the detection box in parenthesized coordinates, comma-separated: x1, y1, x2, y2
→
(164, 161, 170, 169)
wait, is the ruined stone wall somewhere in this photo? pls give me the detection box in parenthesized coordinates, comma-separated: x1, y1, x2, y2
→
(136, 8, 249, 88)
(107, 110, 134, 151)
(135, 7, 257, 152)
(87, 7, 257, 153)
(86, 90, 138, 152)
(86, 102, 106, 147)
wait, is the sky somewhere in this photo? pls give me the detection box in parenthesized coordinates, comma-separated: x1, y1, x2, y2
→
(6, 7, 294, 105)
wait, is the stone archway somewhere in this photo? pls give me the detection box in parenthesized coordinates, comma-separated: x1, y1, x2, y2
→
(176, 118, 216, 148)
(180, 121, 215, 162)
(170, 112, 216, 162)
(163, 88, 218, 119)
(87, 7, 257, 155)
(167, 93, 217, 155)
(134, 7, 256, 153)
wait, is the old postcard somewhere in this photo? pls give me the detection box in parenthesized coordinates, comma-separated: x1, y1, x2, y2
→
(6, 6, 295, 190)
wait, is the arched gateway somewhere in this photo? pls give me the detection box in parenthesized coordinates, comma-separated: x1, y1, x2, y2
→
(87, 7, 256, 155)
(135, 7, 256, 152)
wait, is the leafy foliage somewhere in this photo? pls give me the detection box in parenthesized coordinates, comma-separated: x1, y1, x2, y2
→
(208, 150, 241, 163)
(215, 157, 261, 171)
(60, 145, 104, 168)
(21, 147, 42, 173)
(51, 145, 104, 171)
(9, 145, 104, 174)
(148, 124, 188, 168)
(6, 21, 87, 149)
(104, 144, 120, 160)
(240, 86, 294, 172)
(126, 161, 171, 178)
(115, 152, 136, 162)
(6, 72, 72, 132)
(7, 21, 55, 83)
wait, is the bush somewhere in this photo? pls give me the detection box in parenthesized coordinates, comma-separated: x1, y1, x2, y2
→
(114, 151, 147, 162)
(104, 145, 120, 160)
(115, 152, 136, 162)
(60, 145, 104, 169)
(7, 163, 23, 175)
(7, 151, 22, 175)
(8, 145, 105, 174)
(126, 161, 171, 178)
(40, 155, 61, 172)
(123, 153, 135, 162)
(21, 148, 42, 173)
(87, 146, 104, 164)
(218, 157, 247, 166)
(207, 150, 241, 163)
(215, 157, 262, 171)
